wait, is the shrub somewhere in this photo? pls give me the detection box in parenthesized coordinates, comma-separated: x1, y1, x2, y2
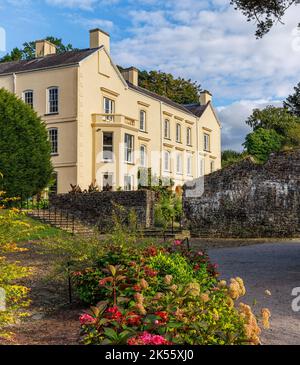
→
(0, 88, 52, 198)
(0, 191, 32, 339)
(75, 241, 268, 345)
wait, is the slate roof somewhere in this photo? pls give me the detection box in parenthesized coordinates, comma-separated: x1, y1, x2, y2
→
(0, 47, 209, 119)
(183, 103, 210, 118)
(0, 48, 98, 75)
(127, 82, 197, 116)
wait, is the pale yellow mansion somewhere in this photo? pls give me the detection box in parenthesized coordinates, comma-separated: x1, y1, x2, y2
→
(0, 29, 221, 193)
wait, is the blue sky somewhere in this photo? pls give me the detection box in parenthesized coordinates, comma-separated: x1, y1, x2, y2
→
(1, 0, 300, 150)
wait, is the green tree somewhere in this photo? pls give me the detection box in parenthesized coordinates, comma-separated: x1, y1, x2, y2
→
(0, 88, 52, 198)
(221, 150, 247, 168)
(284, 82, 300, 117)
(231, 0, 298, 38)
(138, 70, 201, 104)
(243, 128, 284, 162)
(117, 66, 201, 104)
(0, 37, 75, 63)
(245, 106, 300, 145)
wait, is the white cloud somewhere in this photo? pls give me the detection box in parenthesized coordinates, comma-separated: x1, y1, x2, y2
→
(217, 99, 283, 151)
(112, 2, 300, 105)
(66, 14, 114, 30)
(46, 0, 119, 10)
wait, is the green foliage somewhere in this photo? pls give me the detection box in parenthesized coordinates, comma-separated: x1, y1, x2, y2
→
(230, 0, 298, 38)
(76, 240, 263, 345)
(284, 81, 300, 117)
(246, 106, 300, 136)
(221, 150, 248, 168)
(148, 251, 211, 290)
(0, 88, 52, 198)
(0, 37, 75, 62)
(0, 193, 34, 338)
(243, 128, 284, 162)
(243, 106, 300, 161)
(137, 70, 201, 104)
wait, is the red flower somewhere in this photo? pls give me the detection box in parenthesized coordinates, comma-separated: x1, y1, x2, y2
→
(144, 266, 158, 277)
(99, 277, 113, 286)
(105, 306, 123, 321)
(133, 285, 141, 292)
(155, 311, 168, 324)
(144, 246, 158, 257)
(79, 314, 97, 325)
(174, 240, 182, 246)
(126, 311, 142, 326)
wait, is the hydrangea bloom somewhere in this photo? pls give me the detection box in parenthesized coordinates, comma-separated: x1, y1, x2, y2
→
(128, 331, 172, 345)
(79, 314, 97, 325)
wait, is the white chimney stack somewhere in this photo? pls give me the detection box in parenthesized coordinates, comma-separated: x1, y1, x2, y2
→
(199, 90, 212, 106)
(89, 28, 110, 53)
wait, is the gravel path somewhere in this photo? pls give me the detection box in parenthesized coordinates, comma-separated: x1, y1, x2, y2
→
(208, 241, 300, 345)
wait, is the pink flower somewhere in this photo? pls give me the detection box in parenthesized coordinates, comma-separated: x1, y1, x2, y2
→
(174, 240, 182, 246)
(79, 314, 96, 325)
(128, 331, 172, 345)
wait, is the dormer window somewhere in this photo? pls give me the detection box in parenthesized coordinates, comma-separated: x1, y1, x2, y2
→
(47, 87, 59, 114)
(23, 90, 33, 108)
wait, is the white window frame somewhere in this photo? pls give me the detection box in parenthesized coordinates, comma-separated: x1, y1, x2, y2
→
(103, 97, 115, 121)
(176, 153, 183, 175)
(204, 133, 210, 152)
(124, 133, 134, 164)
(187, 153, 193, 176)
(140, 145, 147, 167)
(23, 90, 33, 108)
(164, 119, 170, 139)
(176, 123, 181, 143)
(47, 87, 59, 114)
(124, 174, 134, 191)
(187, 127, 192, 146)
(139, 110, 146, 132)
(164, 150, 171, 172)
(210, 160, 215, 173)
(48, 128, 58, 155)
(103, 132, 114, 162)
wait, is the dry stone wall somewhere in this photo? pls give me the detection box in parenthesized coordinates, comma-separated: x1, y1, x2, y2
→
(50, 190, 156, 232)
(183, 150, 300, 238)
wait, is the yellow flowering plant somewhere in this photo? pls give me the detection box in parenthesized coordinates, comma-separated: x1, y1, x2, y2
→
(0, 189, 32, 340)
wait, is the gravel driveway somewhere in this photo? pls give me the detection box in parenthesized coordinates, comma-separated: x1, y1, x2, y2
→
(208, 241, 300, 345)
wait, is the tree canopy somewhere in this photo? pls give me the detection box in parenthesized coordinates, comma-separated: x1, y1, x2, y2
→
(138, 70, 201, 104)
(284, 82, 300, 117)
(243, 128, 284, 162)
(0, 88, 52, 198)
(230, 0, 299, 38)
(0, 37, 75, 63)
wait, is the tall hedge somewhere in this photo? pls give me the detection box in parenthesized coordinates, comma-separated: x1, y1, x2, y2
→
(0, 88, 52, 198)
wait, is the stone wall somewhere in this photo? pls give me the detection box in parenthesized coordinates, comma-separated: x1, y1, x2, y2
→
(50, 190, 156, 231)
(183, 150, 300, 238)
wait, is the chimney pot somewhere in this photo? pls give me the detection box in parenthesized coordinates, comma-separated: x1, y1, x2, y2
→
(89, 28, 110, 53)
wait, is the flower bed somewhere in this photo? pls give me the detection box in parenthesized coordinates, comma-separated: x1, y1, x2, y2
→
(73, 241, 269, 345)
